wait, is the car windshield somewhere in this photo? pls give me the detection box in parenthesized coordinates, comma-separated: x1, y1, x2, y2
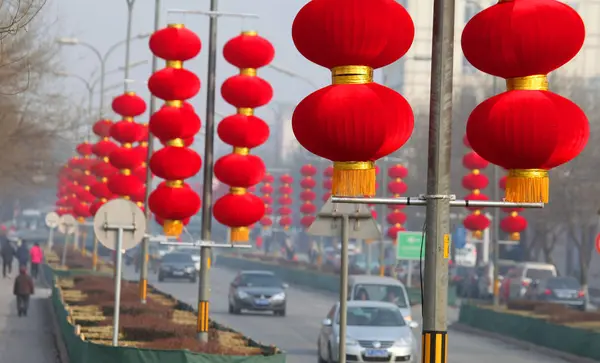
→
(178, 249, 198, 255)
(162, 253, 192, 263)
(240, 274, 281, 287)
(546, 277, 580, 289)
(353, 284, 408, 308)
(337, 306, 406, 327)
(526, 268, 554, 280)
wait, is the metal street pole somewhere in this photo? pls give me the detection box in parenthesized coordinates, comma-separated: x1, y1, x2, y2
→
(123, 0, 135, 92)
(198, 0, 220, 343)
(338, 215, 350, 363)
(139, 0, 161, 304)
(422, 0, 455, 361)
(379, 164, 388, 276)
(491, 76, 501, 307)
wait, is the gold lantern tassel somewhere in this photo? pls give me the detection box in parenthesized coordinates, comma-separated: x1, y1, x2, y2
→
(510, 232, 521, 241)
(332, 161, 376, 197)
(505, 169, 549, 203)
(163, 220, 183, 236)
(231, 227, 249, 242)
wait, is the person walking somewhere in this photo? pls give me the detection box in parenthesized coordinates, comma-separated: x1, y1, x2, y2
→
(29, 242, 43, 279)
(13, 266, 34, 316)
(16, 241, 29, 270)
(1, 239, 15, 278)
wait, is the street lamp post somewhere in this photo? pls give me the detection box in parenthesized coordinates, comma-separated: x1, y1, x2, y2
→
(54, 72, 95, 115)
(123, 0, 136, 92)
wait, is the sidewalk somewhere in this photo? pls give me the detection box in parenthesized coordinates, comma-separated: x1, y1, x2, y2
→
(0, 268, 60, 362)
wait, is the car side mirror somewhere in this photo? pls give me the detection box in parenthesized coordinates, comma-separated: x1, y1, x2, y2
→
(282, 283, 289, 289)
(408, 321, 419, 329)
(322, 318, 333, 326)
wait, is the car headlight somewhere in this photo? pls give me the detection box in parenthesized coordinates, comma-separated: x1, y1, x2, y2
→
(185, 266, 194, 273)
(271, 292, 285, 301)
(394, 337, 412, 347)
(237, 291, 249, 299)
(337, 336, 358, 346)
(404, 315, 412, 321)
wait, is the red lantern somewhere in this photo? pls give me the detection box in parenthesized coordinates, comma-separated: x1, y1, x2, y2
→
(278, 174, 294, 230)
(462, 152, 489, 170)
(462, 172, 489, 191)
(301, 215, 316, 228)
(260, 173, 274, 230)
(291, 0, 415, 197)
(299, 164, 318, 230)
(388, 164, 408, 179)
(213, 31, 273, 241)
(501, 212, 528, 241)
(463, 212, 491, 239)
(93, 119, 113, 138)
(385, 164, 409, 240)
(148, 23, 202, 236)
(462, 0, 587, 203)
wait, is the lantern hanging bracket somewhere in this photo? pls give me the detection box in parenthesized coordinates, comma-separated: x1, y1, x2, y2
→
(330, 196, 544, 209)
(418, 193, 456, 201)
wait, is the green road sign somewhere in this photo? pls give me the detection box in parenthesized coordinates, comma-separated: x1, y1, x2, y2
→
(396, 231, 425, 260)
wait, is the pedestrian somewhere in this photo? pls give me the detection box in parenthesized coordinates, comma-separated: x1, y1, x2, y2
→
(1, 239, 15, 278)
(16, 240, 29, 270)
(13, 266, 34, 317)
(29, 242, 43, 279)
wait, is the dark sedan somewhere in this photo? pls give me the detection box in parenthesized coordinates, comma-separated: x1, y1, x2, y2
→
(158, 252, 197, 283)
(228, 270, 288, 316)
(525, 276, 585, 310)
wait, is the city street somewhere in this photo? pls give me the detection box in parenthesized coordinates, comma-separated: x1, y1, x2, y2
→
(124, 265, 571, 363)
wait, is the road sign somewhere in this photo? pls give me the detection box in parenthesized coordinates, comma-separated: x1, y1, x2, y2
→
(595, 233, 600, 254)
(453, 226, 467, 249)
(396, 231, 425, 260)
(58, 214, 77, 235)
(45, 212, 60, 229)
(308, 199, 381, 239)
(93, 199, 146, 251)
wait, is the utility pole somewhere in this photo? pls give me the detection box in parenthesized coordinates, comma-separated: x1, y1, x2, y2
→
(123, 0, 135, 92)
(139, 0, 161, 304)
(491, 76, 501, 307)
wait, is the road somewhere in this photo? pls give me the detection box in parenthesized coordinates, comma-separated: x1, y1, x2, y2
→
(124, 265, 570, 363)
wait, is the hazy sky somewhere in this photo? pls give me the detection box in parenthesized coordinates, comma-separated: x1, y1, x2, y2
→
(48, 0, 332, 123)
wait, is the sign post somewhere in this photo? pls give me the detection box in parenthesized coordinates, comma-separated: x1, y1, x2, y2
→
(93, 199, 146, 347)
(45, 212, 60, 252)
(308, 199, 381, 363)
(58, 214, 77, 267)
(396, 231, 427, 288)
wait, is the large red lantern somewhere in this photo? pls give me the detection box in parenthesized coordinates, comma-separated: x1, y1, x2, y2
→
(291, 0, 415, 197)
(148, 23, 202, 236)
(386, 164, 408, 240)
(278, 174, 293, 230)
(259, 174, 274, 230)
(462, 0, 588, 203)
(462, 148, 490, 239)
(213, 31, 272, 242)
(299, 164, 317, 229)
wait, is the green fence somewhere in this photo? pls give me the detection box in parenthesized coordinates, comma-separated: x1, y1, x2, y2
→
(46, 266, 285, 363)
(216, 255, 457, 306)
(459, 304, 600, 360)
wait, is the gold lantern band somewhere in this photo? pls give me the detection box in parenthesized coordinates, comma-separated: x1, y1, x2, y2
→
(510, 232, 521, 241)
(505, 169, 549, 203)
(124, 143, 133, 149)
(230, 226, 249, 242)
(166, 138, 185, 147)
(510, 211, 518, 217)
(473, 230, 483, 239)
(331, 65, 374, 85)
(166, 60, 183, 69)
(101, 177, 108, 183)
(163, 220, 183, 236)
(84, 186, 90, 191)
(332, 161, 376, 197)
(168, 23, 184, 29)
(240, 68, 257, 77)
(238, 108, 254, 116)
(242, 30, 257, 36)
(230, 187, 247, 195)
(165, 180, 184, 188)
(233, 147, 249, 155)
(506, 75, 548, 91)
(166, 100, 183, 108)
(103, 157, 109, 162)
(121, 169, 131, 176)
(141, 141, 148, 147)
(124, 116, 134, 122)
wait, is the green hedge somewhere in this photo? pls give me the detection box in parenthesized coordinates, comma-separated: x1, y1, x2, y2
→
(459, 304, 600, 360)
(46, 266, 285, 363)
(216, 255, 457, 306)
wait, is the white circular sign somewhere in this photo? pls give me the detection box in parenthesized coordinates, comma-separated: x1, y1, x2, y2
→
(93, 198, 146, 251)
(58, 214, 77, 235)
(45, 212, 60, 228)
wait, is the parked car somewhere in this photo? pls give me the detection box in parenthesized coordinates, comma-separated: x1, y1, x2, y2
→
(507, 262, 557, 300)
(228, 270, 288, 316)
(525, 276, 585, 310)
(317, 300, 418, 363)
(347, 275, 415, 323)
(478, 260, 518, 299)
(158, 252, 197, 283)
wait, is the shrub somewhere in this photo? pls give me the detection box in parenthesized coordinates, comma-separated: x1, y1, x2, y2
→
(100, 300, 172, 319)
(147, 337, 263, 356)
(119, 314, 194, 341)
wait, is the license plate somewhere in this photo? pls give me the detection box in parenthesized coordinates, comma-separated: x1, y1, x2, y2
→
(364, 349, 388, 357)
(255, 299, 269, 305)
(173, 271, 184, 276)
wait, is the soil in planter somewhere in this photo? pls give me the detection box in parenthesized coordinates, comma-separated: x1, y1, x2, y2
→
(146, 337, 263, 356)
(118, 314, 195, 341)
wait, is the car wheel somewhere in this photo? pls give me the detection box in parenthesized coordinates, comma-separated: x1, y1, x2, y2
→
(317, 339, 326, 363)
(231, 303, 241, 315)
(190, 277, 197, 283)
(327, 344, 335, 363)
(228, 303, 234, 314)
(274, 308, 286, 317)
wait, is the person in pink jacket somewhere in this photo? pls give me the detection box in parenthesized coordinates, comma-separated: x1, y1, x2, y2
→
(29, 243, 43, 279)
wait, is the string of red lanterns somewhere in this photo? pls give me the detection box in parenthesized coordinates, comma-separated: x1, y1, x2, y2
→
(462, 0, 588, 203)
(498, 175, 528, 241)
(299, 164, 317, 229)
(386, 164, 408, 240)
(147, 23, 203, 237)
(213, 31, 273, 242)
(55, 165, 73, 216)
(278, 174, 294, 231)
(89, 120, 117, 216)
(291, 0, 415, 197)
(71, 142, 96, 222)
(322, 166, 333, 202)
(260, 174, 274, 230)
(462, 136, 490, 239)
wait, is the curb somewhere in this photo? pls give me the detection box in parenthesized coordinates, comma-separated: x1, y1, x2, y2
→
(46, 296, 69, 363)
(450, 323, 598, 363)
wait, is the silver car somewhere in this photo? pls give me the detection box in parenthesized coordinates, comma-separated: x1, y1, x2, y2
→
(318, 301, 418, 363)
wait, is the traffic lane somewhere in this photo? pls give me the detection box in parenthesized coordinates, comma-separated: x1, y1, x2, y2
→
(123, 266, 335, 363)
